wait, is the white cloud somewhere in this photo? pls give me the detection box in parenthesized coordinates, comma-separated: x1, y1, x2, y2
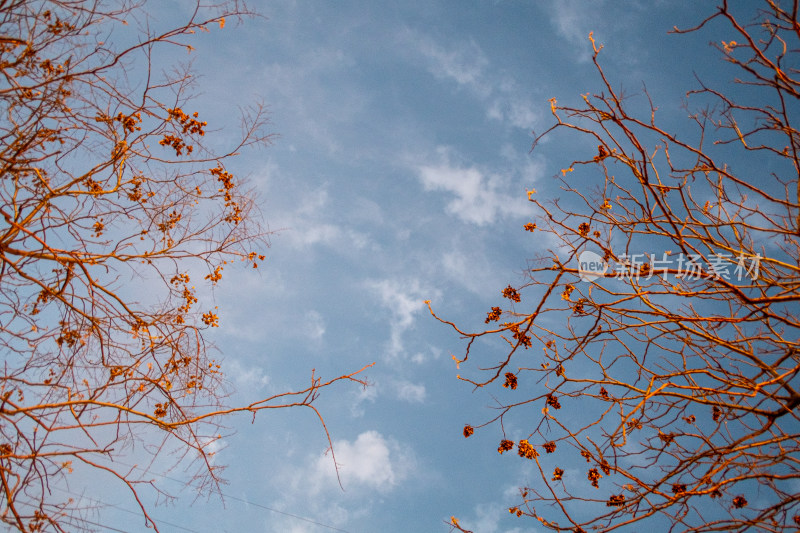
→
(273, 185, 373, 251)
(439, 246, 500, 297)
(488, 95, 539, 130)
(291, 222, 343, 247)
(304, 310, 326, 341)
(466, 503, 504, 533)
(268, 430, 416, 532)
(400, 30, 539, 130)
(312, 430, 413, 493)
(394, 380, 426, 403)
(199, 436, 226, 466)
(411, 346, 440, 365)
(367, 278, 439, 359)
(349, 379, 379, 417)
(455, 501, 539, 533)
(550, 0, 605, 62)
(256, 43, 365, 155)
(224, 358, 270, 391)
(412, 33, 491, 96)
(416, 147, 533, 225)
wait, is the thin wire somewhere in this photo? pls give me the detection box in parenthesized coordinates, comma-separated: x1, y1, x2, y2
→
(205, 490, 351, 533)
(69, 516, 130, 533)
(12, 495, 135, 533)
(52, 486, 202, 533)
(81, 459, 351, 533)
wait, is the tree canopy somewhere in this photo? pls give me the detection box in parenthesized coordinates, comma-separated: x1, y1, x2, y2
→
(0, 1, 368, 530)
(438, 2, 800, 531)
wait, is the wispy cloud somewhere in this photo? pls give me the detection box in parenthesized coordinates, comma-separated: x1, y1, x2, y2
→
(224, 358, 270, 390)
(304, 310, 326, 341)
(394, 380, 427, 403)
(439, 246, 501, 297)
(412, 33, 491, 96)
(455, 488, 539, 533)
(549, 0, 606, 62)
(367, 278, 439, 359)
(350, 379, 379, 417)
(271, 184, 373, 252)
(416, 147, 534, 225)
(487, 95, 540, 130)
(400, 30, 539, 130)
(256, 44, 366, 155)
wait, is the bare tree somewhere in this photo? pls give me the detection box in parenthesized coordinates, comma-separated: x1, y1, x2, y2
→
(436, 2, 800, 531)
(0, 1, 369, 531)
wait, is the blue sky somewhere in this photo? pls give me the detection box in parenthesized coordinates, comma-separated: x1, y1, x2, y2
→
(82, 1, 747, 531)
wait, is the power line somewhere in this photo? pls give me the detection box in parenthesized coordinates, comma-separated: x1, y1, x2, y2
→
(13, 496, 134, 533)
(69, 516, 131, 533)
(207, 490, 351, 533)
(74, 459, 352, 533)
(52, 486, 202, 533)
